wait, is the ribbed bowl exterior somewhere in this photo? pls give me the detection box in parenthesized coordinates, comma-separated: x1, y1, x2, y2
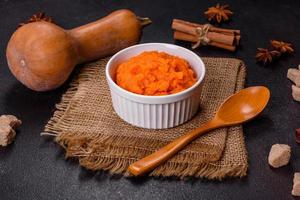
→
(106, 43, 205, 129)
(109, 86, 202, 129)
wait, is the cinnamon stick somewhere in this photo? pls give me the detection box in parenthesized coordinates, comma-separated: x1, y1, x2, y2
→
(172, 19, 240, 35)
(210, 41, 236, 52)
(172, 18, 240, 51)
(208, 32, 235, 46)
(174, 31, 197, 42)
(174, 31, 236, 52)
(172, 20, 236, 46)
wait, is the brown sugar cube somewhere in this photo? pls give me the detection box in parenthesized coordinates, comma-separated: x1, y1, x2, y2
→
(292, 85, 300, 102)
(292, 182, 300, 196)
(268, 144, 291, 168)
(287, 69, 300, 86)
(0, 124, 16, 146)
(0, 115, 21, 146)
(292, 173, 300, 196)
(0, 115, 22, 129)
(294, 172, 300, 184)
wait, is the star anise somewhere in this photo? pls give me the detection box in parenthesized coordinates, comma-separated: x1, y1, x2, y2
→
(255, 48, 281, 65)
(270, 40, 294, 54)
(18, 12, 54, 28)
(204, 4, 233, 23)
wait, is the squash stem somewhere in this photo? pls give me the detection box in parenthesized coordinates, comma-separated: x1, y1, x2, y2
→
(137, 17, 152, 26)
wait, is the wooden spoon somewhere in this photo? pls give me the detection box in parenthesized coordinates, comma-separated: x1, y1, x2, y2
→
(128, 86, 270, 176)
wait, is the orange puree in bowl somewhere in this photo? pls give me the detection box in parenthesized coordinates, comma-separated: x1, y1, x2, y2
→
(116, 51, 197, 96)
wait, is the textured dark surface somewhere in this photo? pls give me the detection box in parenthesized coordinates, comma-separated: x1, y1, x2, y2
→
(0, 0, 300, 199)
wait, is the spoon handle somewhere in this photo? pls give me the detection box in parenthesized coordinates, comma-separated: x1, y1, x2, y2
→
(128, 119, 221, 176)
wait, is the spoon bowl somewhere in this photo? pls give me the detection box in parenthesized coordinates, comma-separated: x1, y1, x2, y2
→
(216, 86, 270, 125)
(128, 86, 270, 176)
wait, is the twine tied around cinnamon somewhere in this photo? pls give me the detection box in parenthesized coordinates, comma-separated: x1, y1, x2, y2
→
(192, 24, 211, 49)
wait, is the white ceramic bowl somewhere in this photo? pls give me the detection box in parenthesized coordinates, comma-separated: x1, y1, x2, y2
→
(105, 43, 205, 129)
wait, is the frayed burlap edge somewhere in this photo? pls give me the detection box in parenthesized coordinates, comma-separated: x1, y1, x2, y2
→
(75, 143, 247, 180)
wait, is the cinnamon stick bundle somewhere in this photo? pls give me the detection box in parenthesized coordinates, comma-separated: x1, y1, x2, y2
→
(172, 19, 241, 51)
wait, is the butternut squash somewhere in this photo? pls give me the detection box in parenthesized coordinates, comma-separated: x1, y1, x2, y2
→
(6, 9, 151, 91)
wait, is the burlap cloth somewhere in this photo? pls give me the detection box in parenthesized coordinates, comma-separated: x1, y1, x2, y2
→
(42, 57, 248, 180)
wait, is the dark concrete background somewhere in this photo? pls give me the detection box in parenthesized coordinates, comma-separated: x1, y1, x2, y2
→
(1, 0, 300, 199)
